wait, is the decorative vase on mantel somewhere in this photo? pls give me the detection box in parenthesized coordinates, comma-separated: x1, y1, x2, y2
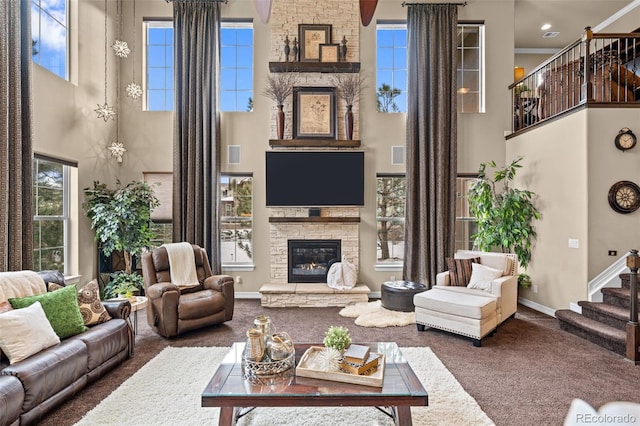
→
(276, 104, 285, 140)
(344, 104, 354, 140)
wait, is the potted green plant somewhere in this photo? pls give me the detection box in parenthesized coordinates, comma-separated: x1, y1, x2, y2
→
(107, 271, 144, 300)
(467, 156, 541, 288)
(323, 325, 351, 351)
(83, 179, 160, 295)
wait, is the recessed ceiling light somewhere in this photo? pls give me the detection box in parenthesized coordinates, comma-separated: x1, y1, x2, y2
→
(541, 23, 552, 31)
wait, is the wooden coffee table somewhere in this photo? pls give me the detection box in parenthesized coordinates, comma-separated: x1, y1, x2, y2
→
(201, 342, 428, 426)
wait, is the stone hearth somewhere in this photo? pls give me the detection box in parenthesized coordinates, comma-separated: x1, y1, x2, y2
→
(260, 283, 370, 308)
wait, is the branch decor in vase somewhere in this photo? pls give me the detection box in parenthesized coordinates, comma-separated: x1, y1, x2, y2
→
(330, 73, 366, 140)
(262, 71, 299, 139)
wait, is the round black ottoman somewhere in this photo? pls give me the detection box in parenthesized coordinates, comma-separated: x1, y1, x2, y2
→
(381, 280, 428, 312)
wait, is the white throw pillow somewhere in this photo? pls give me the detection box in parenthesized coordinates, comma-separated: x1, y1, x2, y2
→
(0, 301, 60, 364)
(467, 263, 503, 291)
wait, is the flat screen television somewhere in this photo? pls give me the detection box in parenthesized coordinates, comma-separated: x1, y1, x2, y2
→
(266, 151, 364, 207)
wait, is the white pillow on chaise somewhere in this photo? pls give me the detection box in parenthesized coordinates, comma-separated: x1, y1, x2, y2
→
(467, 263, 504, 291)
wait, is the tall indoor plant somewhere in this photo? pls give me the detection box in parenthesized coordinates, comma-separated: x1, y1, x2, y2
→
(83, 180, 160, 295)
(467, 157, 541, 287)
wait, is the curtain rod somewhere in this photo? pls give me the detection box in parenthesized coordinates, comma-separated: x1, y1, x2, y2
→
(402, 1, 467, 6)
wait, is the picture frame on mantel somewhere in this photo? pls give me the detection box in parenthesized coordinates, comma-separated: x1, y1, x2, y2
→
(298, 24, 332, 62)
(319, 44, 340, 63)
(293, 86, 337, 140)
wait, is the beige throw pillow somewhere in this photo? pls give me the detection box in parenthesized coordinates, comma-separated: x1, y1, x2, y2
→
(0, 301, 61, 364)
(467, 263, 504, 291)
(78, 280, 111, 326)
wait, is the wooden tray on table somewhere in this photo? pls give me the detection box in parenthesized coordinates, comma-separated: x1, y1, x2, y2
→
(295, 346, 385, 387)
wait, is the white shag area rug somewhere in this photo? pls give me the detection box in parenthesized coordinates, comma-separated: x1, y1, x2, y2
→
(339, 300, 416, 327)
(75, 346, 493, 426)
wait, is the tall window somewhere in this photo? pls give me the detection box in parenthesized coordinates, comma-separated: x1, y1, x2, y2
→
(145, 21, 174, 111)
(33, 156, 73, 274)
(376, 22, 407, 113)
(376, 174, 406, 266)
(457, 23, 485, 113)
(220, 174, 253, 266)
(145, 20, 254, 112)
(32, 0, 68, 79)
(455, 176, 478, 251)
(376, 21, 485, 113)
(221, 21, 254, 112)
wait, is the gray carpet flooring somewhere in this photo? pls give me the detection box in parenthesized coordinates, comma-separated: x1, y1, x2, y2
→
(39, 300, 640, 426)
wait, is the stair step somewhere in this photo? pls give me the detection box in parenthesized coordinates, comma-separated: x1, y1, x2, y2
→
(602, 287, 640, 310)
(578, 301, 630, 331)
(556, 309, 626, 355)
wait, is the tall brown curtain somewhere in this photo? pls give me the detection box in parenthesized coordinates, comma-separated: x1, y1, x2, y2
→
(0, 0, 34, 271)
(403, 4, 458, 287)
(172, 0, 222, 273)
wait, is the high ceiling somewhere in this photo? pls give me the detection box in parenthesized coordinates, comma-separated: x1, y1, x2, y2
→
(514, 0, 634, 50)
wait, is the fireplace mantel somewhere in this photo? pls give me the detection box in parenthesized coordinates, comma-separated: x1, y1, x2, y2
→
(269, 217, 360, 223)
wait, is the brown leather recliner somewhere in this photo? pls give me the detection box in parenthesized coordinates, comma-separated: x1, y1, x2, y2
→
(140, 244, 234, 338)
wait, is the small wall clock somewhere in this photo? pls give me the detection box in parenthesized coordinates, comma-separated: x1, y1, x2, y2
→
(614, 127, 637, 151)
(608, 180, 640, 214)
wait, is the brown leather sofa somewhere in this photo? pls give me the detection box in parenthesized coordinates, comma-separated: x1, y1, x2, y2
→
(141, 244, 234, 338)
(0, 272, 132, 426)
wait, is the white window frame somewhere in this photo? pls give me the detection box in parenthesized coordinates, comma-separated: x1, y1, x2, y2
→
(220, 173, 254, 271)
(33, 156, 73, 275)
(220, 20, 254, 112)
(375, 174, 406, 271)
(32, 0, 69, 80)
(457, 22, 486, 113)
(376, 21, 408, 113)
(143, 20, 254, 113)
(143, 20, 173, 112)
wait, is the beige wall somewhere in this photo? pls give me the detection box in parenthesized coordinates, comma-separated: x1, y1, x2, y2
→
(508, 107, 640, 311)
(33, 0, 519, 295)
(507, 112, 590, 309)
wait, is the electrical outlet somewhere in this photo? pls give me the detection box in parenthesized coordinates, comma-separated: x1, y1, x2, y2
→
(235, 276, 242, 285)
(532, 284, 538, 293)
(608, 250, 618, 256)
(568, 239, 579, 249)
(390, 275, 396, 282)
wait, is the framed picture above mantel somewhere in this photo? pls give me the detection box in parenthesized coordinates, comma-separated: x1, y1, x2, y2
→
(293, 86, 337, 140)
(298, 24, 332, 62)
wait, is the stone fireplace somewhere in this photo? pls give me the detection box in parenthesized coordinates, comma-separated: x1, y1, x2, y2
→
(261, 208, 369, 307)
(288, 239, 341, 283)
(268, 208, 359, 283)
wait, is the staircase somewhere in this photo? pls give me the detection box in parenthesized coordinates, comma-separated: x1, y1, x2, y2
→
(556, 273, 637, 356)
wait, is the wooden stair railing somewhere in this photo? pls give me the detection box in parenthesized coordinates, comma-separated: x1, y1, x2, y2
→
(626, 249, 640, 364)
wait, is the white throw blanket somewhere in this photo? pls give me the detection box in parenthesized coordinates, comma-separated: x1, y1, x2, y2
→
(162, 243, 199, 290)
(0, 271, 47, 304)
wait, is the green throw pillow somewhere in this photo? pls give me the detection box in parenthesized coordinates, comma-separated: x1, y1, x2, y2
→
(9, 284, 88, 339)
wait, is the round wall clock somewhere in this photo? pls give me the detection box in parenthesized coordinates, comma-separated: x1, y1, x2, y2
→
(608, 180, 640, 214)
(614, 127, 637, 151)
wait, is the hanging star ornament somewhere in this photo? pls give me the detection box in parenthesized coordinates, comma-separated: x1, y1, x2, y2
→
(94, 102, 116, 121)
(108, 141, 127, 163)
(112, 40, 131, 58)
(126, 82, 143, 100)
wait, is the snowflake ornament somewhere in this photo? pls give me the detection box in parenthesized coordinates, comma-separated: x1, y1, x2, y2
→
(112, 40, 131, 58)
(126, 82, 143, 100)
(107, 141, 127, 163)
(95, 103, 116, 122)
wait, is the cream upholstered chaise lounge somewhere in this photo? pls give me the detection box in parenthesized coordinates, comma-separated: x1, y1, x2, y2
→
(413, 250, 518, 346)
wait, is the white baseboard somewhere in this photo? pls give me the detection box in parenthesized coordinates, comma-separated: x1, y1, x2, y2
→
(235, 292, 261, 299)
(518, 297, 556, 318)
